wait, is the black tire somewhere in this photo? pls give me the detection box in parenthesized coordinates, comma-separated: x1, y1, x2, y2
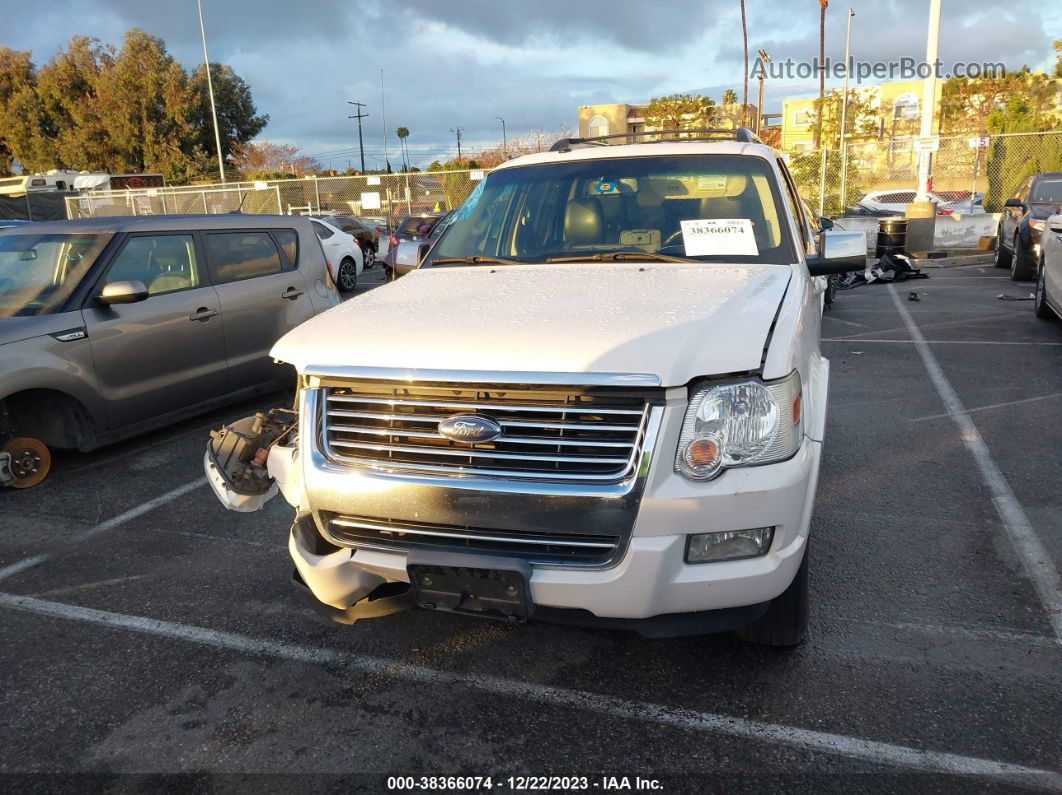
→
(1011, 232, 1035, 281)
(1034, 258, 1055, 320)
(734, 542, 809, 647)
(824, 275, 838, 307)
(362, 244, 376, 269)
(337, 257, 358, 293)
(993, 228, 1011, 268)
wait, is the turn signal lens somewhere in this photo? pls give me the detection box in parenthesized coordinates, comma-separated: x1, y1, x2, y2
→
(678, 427, 725, 480)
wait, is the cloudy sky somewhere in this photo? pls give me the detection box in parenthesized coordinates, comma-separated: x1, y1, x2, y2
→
(1, 0, 1059, 170)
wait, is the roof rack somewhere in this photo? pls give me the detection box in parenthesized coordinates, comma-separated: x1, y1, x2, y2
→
(548, 127, 763, 152)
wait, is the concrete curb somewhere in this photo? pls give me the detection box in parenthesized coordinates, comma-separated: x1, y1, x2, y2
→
(913, 253, 996, 269)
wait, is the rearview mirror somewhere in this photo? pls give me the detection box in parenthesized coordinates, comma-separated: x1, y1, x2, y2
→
(806, 230, 866, 276)
(818, 217, 834, 231)
(98, 279, 149, 305)
(1004, 198, 1024, 209)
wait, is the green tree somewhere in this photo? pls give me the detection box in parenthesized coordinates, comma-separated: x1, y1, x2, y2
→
(721, 88, 738, 105)
(644, 94, 717, 134)
(940, 70, 1058, 135)
(0, 48, 54, 174)
(1054, 39, 1061, 79)
(396, 126, 410, 170)
(189, 63, 268, 168)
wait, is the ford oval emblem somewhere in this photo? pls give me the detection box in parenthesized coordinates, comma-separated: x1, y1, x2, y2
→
(438, 415, 503, 444)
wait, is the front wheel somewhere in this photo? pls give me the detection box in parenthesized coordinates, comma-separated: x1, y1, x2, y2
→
(362, 245, 376, 269)
(336, 257, 358, 293)
(734, 542, 809, 647)
(1034, 258, 1055, 320)
(2, 436, 51, 489)
(1011, 233, 1035, 281)
(993, 228, 1011, 269)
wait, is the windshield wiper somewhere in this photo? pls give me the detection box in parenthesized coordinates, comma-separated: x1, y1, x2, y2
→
(431, 255, 525, 267)
(545, 250, 696, 264)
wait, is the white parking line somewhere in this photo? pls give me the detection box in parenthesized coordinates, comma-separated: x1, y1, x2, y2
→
(0, 477, 207, 582)
(0, 592, 1058, 788)
(909, 392, 1062, 423)
(889, 286, 1062, 644)
(822, 338, 1062, 346)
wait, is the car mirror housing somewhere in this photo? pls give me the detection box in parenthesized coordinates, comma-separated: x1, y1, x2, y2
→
(417, 242, 432, 266)
(818, 217, 834, 231)
(806, 230, 866, 276)
(98, 279, 149, 305)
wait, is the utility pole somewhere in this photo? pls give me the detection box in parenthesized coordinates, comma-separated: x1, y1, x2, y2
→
(755, 49, 770, 133)
(838, 9, 855, 210)
(196, 0, 225, 183)
(451, 126, 463, 160)
(347, 101, 368, 173)
(496, 117, 507, 158)
(380, 69, 389, 172)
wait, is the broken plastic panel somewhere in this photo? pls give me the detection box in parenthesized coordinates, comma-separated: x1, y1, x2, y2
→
(205, 408, 297, 512)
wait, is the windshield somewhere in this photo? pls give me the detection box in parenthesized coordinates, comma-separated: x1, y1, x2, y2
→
(1030, 178, 1062, 204)
(428, 154, 795, 266)
(0, 232, 111, 317)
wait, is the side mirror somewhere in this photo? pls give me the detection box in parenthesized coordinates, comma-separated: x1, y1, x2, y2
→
(416, 242, 432, 266)
(806, 230, 866, 276)
(98, 279, 149, 305)
(1004, 198, 1024, 209)
(818, 217, 834, 231)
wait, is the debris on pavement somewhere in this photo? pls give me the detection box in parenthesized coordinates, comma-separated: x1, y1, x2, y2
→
(996, 293, 1035, 301)
(840, 252, 929, 290)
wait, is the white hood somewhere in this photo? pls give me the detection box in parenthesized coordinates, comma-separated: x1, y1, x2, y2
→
(272, 262, 791, 386)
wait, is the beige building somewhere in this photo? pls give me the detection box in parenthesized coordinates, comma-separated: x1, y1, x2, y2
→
(577, 101, 758, 141)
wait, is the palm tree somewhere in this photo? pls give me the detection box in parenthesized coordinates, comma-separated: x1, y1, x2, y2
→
(816, 0, 829, 147)
(722, 88, 738, 105)
(740, 0, 749, 128)
(396, 126, 410, 171)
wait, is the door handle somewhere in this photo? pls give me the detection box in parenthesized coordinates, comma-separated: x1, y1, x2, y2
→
(189, 307, 218, 322)
(281, 287, 304, 300)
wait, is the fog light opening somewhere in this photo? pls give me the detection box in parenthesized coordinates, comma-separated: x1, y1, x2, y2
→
(685, 527, 774, 563)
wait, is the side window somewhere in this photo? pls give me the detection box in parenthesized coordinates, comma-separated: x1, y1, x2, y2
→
(274, 229, 299, 267)
(105, 234, 200, 295)
(776, 159, 810, 254)
(204, 232, 283, 285)
(312, 221, 333, 240)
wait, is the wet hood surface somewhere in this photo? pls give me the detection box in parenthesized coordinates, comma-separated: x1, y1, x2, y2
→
(272, 262, 792, 386)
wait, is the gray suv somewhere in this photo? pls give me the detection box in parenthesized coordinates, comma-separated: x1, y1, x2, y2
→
(0, 214, 339, 487)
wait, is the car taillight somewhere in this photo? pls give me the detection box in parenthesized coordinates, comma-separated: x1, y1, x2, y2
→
(936, 208, 953, 215)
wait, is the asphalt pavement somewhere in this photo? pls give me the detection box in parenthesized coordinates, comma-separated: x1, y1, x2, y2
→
(1, 263, 1060, 793)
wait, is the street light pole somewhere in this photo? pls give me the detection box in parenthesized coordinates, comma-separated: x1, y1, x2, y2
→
(496, 116, 507, 158)
(451, 127, 463, 160)
(915, 0, 941, 201)
(838, 9, 854, 210)
(196, 0, 226, 183)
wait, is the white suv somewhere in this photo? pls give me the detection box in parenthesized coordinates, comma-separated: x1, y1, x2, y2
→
(205, 130, 865, 646)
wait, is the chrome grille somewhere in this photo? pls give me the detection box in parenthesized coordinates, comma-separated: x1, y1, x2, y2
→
(320, 381, 655, 482)
(323, 513, 623, 567)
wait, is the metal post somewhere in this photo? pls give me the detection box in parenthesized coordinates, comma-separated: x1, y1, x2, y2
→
(915, 0, 941, 201)
(838, 9, 854, 210)
(497, 117, 507, 157)
(405, 171, 411, 214)
(202, 192, 209, 214)
(817, 147, 828, 217)
(197, 0, 226, 183)
(971, 142, 979, 211)
(313, 176, 320, 213)
(274, 186, 282, 215)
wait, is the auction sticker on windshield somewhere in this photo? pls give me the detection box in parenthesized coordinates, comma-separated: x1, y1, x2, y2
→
(680, 218, 759, 257)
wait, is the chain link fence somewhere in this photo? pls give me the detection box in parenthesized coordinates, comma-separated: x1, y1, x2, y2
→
(65, 168, 490, 222)
(64, 131, 1061, 224)
(784, 130, 1062, 217)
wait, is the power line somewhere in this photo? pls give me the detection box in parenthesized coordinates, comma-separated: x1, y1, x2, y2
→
(347, 101, 368, 172)
(450, 126, 463, 160)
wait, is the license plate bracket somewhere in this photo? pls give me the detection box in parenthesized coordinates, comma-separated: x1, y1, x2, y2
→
(406, 552, 533, 623)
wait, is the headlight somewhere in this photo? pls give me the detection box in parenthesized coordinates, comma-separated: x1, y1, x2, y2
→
(675, 371, 802, 481)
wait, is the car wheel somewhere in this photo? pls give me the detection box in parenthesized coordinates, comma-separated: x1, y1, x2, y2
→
(1034, 258, 1055, 320)
(993, 228, 1011, 268)
(2, 436, 51, 489)
(734, 541, 809, 647)
(337, 257, 358, 293)
(1011, 233, 1035, 281)
(363, 245, 376, 269)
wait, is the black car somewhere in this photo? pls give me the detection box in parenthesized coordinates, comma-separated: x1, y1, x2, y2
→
(995, 172, 1062, 281)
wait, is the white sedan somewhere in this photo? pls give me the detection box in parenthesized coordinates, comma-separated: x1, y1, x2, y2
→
(310, 217, 363, 293)
(1035, 213, 1062, 322)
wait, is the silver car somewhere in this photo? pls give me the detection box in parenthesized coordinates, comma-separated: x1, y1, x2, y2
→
(0, 214, 339, 487)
